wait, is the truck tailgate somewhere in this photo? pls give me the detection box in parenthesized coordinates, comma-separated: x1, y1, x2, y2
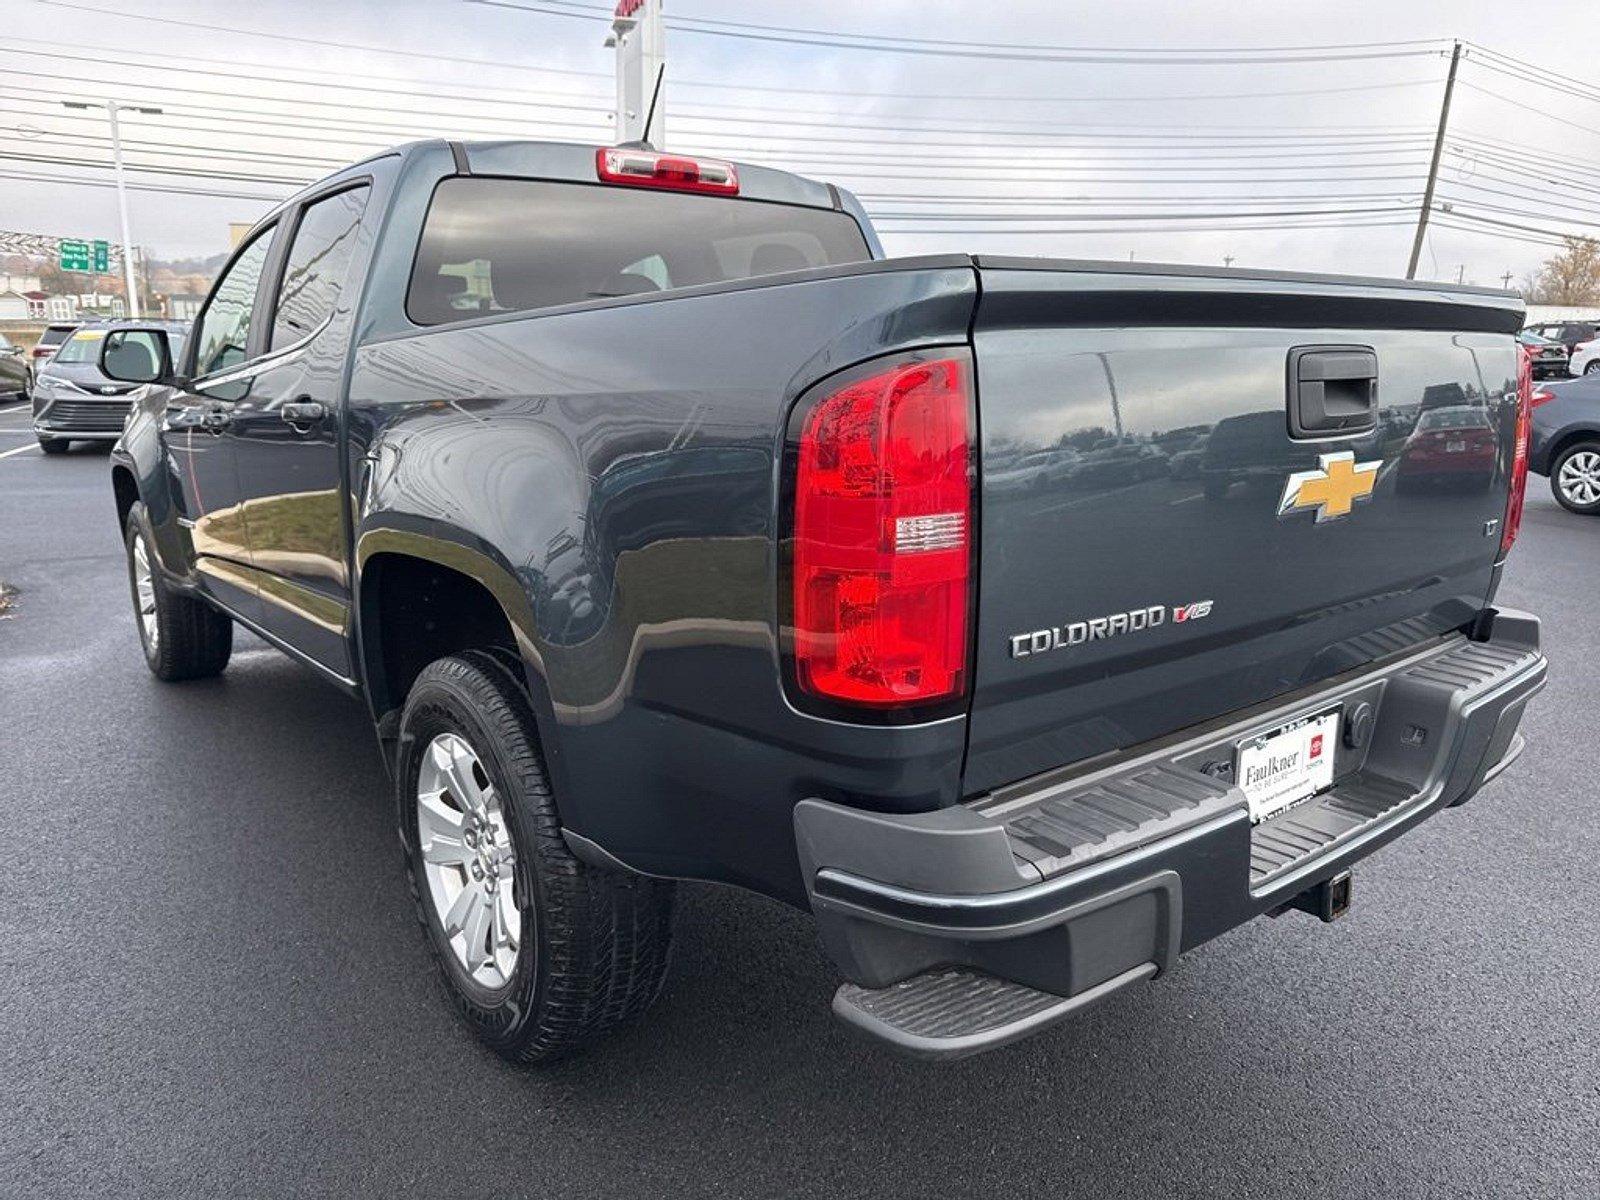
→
(965, 260, 1524, 794)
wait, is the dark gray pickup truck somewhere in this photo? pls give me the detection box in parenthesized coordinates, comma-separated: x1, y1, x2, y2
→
(102, 140, 1546, 1062)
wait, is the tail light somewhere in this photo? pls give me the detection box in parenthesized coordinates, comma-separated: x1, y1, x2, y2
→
(1530, 387, 1556, 409)
(790, 354, 973, 709)
(1500, 353, 1533, 558)
(595, 147, 738, 195)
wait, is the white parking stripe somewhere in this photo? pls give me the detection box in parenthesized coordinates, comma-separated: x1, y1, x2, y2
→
(0, 441, 40, 459)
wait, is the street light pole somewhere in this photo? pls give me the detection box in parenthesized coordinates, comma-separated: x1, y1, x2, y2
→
(63, 98, 162, 318)
(105, 101, 140, 318)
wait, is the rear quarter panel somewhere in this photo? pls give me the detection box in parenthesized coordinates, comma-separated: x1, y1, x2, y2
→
(348, 263, 976, 901)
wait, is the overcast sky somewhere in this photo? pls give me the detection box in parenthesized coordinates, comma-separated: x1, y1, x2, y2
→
(1, 0, 1594, 284)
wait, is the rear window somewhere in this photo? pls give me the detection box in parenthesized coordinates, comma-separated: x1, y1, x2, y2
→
(406, 176, 872, 326)
(40, 326, 75, 347)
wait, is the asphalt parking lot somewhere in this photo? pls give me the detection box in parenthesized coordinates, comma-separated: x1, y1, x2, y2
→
(1, 401, 1596, 1199)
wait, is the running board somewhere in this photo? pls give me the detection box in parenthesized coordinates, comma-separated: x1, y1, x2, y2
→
(833, 963, 1156, 1061)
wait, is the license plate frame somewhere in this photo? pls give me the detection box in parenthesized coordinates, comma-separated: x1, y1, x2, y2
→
(1235, 706, 1341, 823)
(1445, 439, 1467, 453)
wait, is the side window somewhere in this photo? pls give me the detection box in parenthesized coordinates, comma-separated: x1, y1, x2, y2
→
(271, 184, 371, 349)
(194, 227, 276, 378)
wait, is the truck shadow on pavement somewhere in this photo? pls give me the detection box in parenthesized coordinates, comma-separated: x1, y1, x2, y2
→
(128, 640, 1536, 1197)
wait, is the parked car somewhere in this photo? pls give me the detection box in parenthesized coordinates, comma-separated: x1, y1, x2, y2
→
(99, 140, 1545, 1064)
(1396, 403, 1497, 491)
(31, 320, 188, 454)
(1516, 329, 1569, 379)
(1524, 319, 1598, 355)
(1528, 374, 1600, 514)
(1567, 337, 1599, 378)
(26, 321, 79, 396)
(0, 332, 27, 399)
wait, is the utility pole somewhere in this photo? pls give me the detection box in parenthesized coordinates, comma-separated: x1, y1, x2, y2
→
(1223, 255, 1235, 269)
(606, 0, 666, 146)
(1500, 270, 1514, 289)
(63, 98, 161, 318)
(1406, 41, 1462, 281)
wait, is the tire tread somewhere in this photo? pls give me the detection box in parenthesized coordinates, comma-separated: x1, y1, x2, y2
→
(402, 652, 674, 1063)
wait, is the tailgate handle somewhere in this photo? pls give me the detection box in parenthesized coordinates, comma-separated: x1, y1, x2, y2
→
(1288, 346, 1378, 438)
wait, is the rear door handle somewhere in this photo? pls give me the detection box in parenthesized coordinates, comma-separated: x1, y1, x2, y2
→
(1288, 345, 1378, 438)
(280, 399, 326, 426)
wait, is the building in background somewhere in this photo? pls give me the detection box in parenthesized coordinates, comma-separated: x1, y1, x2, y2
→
(167, 292, 205, 321)
(75, 292, 126, 318)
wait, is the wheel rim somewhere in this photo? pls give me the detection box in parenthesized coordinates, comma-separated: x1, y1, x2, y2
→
(1586, 361, 1600, 375)
(416, 732, 521, 989)
(131, 532, 159, 653)
(1558, 450, 1600, 507)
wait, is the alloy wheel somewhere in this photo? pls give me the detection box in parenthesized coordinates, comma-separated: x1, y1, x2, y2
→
(1558, 450, 1600, 508)
(131, 532, 159, 654)
(416, 732, 521, 989)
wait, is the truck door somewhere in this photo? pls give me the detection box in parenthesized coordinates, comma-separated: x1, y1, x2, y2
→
(228, 182, 373, 681)
(165, 222, 283, 625)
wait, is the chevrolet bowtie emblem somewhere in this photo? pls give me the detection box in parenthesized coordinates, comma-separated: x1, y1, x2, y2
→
(1278, 451, 1380, 523)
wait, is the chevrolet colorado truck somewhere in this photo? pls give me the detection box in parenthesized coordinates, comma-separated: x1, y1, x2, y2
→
(102, 140, 1546, 1062)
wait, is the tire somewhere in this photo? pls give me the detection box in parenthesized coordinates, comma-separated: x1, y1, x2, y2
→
(1550, 441, 1600, 515)
(399, 652, 675, 1063)
(38, 437, 69, 455)
(123, 501, 233, 680)
(1584, 360, 1600, 376)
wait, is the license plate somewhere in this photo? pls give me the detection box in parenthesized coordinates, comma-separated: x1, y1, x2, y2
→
(1446, 440, 1466, 453)
(1236, 707, 1340, 823)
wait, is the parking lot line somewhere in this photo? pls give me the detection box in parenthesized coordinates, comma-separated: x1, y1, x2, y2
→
(0, 442, 40, 459)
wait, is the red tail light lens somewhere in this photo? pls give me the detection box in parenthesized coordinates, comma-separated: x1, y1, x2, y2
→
(1529, 387, 1556, 409)
(1500, 352, 1533, 558)
(595, 147, 738, 195)
(792, 356, 972, 708)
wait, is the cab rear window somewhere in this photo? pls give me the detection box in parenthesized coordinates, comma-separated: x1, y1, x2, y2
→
(406, 176, 871, 326)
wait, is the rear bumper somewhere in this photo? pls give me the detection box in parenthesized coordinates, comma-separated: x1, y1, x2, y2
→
(796, 610, 1545, 1059)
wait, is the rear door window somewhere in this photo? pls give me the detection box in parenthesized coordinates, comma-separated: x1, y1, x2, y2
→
(406, 177, 871, 326)
(271, 184, 371, 349)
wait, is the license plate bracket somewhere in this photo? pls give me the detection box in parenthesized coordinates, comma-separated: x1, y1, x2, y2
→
(1235, 706, 1341, 823)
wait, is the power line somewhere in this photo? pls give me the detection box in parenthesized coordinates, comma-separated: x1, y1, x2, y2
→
(0, 21, 1445, 107)
(0, 166, 290, 203)
(1456, 80, 1600, 140)
(473, 0, 1449, 65)
(877, 218, 1417, 236)
(866, 205, 1419, 222)
(0, 72, 609, 133)
(1463, 43, 1600, 107)
(30, 0, 612, 81)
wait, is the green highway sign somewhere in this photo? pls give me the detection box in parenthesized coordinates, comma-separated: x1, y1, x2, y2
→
(57, 238, 111, 273)
(59, 238, 89, 272)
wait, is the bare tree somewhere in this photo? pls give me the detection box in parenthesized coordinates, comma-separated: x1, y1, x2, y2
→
(1533, 237, 1600, 305)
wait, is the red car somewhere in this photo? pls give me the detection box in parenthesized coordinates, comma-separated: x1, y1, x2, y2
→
(1397, 404, 1497, 491)
(25, 322, 79, 397)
